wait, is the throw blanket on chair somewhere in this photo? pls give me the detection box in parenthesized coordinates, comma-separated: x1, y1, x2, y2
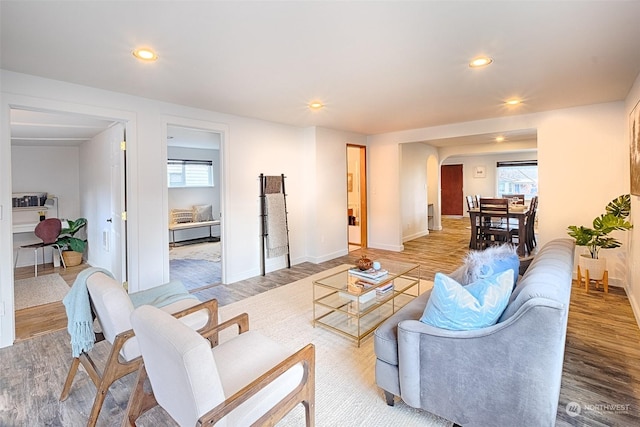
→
(265, 193, 289, 258)
(129, 280, 198, 308)
(63, 267, 114, 357)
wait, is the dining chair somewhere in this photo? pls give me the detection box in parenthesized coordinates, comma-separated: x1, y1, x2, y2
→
(465, 195, 475, 211)
(525, 196, 539, 252)
(14, 217, 66, 276)
(502, 193, 525, 204)
(59, 271, 217, 427)
(125, 304, 316, 427)
(478, 198, 517, 248)
(466, 196, 480, 249)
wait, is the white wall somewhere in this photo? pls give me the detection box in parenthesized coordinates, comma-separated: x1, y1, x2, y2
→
(0, 70, 364, 346)
(400, 142, 434, 241)
(443, 150, 538, 217)
(2, 67, 637, 346)
(11, 146, 80, 220)
(625, 71, 640, 324)
(368, 136, 403, 251)
(11, 145, 80, 267)
(306, 127, 367, 262)
(368, 102, 629, 286)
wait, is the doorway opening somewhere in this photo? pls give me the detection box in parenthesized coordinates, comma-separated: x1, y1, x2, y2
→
(166, 125, 223, 294)
(347, 145, 367, 251)
(10, 107, 128, 342)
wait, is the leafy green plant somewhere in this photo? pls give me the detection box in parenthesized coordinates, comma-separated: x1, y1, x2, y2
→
(567, 194, 633, 259)
(56, 217, 88, 253)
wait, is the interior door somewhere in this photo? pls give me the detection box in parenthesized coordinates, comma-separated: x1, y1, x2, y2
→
(110, 123, 126, 283)
(441, 164, 463, 215)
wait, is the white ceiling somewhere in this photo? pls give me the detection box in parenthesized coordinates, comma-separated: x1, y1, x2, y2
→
(10, 109, 117, 147)
(2, 1, 640, 143)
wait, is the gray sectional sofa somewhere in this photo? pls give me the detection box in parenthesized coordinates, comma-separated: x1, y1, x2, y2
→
(373, 238, 575, 426)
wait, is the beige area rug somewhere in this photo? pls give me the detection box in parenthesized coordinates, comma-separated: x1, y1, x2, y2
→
(169, 241, 221, 262)
(14, 273, 70, 310)
(217, 265, 448, 427)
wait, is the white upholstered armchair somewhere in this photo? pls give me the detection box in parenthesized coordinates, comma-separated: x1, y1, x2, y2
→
(126, 304, 315, 426)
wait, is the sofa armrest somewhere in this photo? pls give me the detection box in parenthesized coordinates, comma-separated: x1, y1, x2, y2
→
(397, 298, 569, 426)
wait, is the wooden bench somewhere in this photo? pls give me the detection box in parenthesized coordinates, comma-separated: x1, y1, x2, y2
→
(169, 220, 220, 246)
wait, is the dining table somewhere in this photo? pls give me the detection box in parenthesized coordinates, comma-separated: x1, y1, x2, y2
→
(468, 204, 530, 256)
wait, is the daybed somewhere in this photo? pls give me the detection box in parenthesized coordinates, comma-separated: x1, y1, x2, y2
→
(374, 238, 575, 426)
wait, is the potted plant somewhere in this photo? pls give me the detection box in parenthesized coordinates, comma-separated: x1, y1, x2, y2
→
(56, 217, 87, 267)
(567, 194, 633, 280)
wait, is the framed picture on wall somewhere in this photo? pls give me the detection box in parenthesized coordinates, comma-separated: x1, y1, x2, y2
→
(631, 99, 640, 196)
(347, 173, 354, 192)
(473, 165, 486, 178)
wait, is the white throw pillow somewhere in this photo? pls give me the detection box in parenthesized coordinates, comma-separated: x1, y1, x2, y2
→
(170, 209, 194, 224)
(193, 205, 214, 222)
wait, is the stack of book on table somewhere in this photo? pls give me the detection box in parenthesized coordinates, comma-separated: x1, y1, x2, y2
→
(348, 267, 389, 283)
(376, 281, 394, 298)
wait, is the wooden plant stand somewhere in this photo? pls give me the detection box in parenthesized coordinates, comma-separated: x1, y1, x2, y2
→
(577, 265, 608, 294)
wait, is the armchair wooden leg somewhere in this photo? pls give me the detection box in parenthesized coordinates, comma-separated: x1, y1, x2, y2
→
(122, 365, 158, 427)
(60, 357, 81, 401)
(87, 382, 110, 427)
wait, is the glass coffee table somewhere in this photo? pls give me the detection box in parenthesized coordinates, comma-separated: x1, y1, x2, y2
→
(312, 259, 420, 346)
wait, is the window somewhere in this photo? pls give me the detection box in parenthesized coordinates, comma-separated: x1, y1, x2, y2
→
(496, 160, 538, 200)
(168, 159, 214, 188)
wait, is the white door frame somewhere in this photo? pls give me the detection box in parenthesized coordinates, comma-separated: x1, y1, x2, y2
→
(0, 93, 136, 348)
(161, 116, 229, 285)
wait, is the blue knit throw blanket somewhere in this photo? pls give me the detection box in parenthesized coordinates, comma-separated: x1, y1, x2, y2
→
(63, 268, 198, 358)
(63, 267, 114, 357)
(129, 280, 198, 308)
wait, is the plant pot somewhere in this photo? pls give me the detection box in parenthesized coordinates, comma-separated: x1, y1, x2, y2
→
(578, 254, 606, 281)
(62, 250, 83, 267)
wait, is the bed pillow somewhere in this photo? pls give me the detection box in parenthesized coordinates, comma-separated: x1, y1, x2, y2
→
(420, 269, 514, 331)
(193, 204, 214, 222)
(457, 244, 520, 287)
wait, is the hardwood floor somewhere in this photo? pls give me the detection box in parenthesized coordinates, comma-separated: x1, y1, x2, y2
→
(11, 217, 640, 425)
(14, 263, 89, 342)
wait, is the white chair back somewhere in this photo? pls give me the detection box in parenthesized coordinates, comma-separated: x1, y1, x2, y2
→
(131, 305, 227, 427)
(87, 274, 134, 345)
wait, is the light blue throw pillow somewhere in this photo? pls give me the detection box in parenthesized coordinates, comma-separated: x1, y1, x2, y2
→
(420, 269, 514, 330)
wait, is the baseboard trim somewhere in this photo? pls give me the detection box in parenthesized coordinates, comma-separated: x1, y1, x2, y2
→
(626, 284, 640, 329)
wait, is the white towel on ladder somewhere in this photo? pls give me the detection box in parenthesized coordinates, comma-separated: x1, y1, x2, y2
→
(265, 193, 289, 258)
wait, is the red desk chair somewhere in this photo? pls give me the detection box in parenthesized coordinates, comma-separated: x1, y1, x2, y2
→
(14, 218, 66, 276)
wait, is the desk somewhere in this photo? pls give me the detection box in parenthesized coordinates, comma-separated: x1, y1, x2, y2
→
(468, 206, 530, 256)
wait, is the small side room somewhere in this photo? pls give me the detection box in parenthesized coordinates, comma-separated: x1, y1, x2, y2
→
(167, 125, 222, 292)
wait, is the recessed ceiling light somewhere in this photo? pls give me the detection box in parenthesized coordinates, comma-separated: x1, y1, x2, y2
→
(132, 48, 158, 62)
(496, 136, 505, 142)
(505, 99, 521, 105)
(309, 101, 324, 110)
(469, 56, 493, 68)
